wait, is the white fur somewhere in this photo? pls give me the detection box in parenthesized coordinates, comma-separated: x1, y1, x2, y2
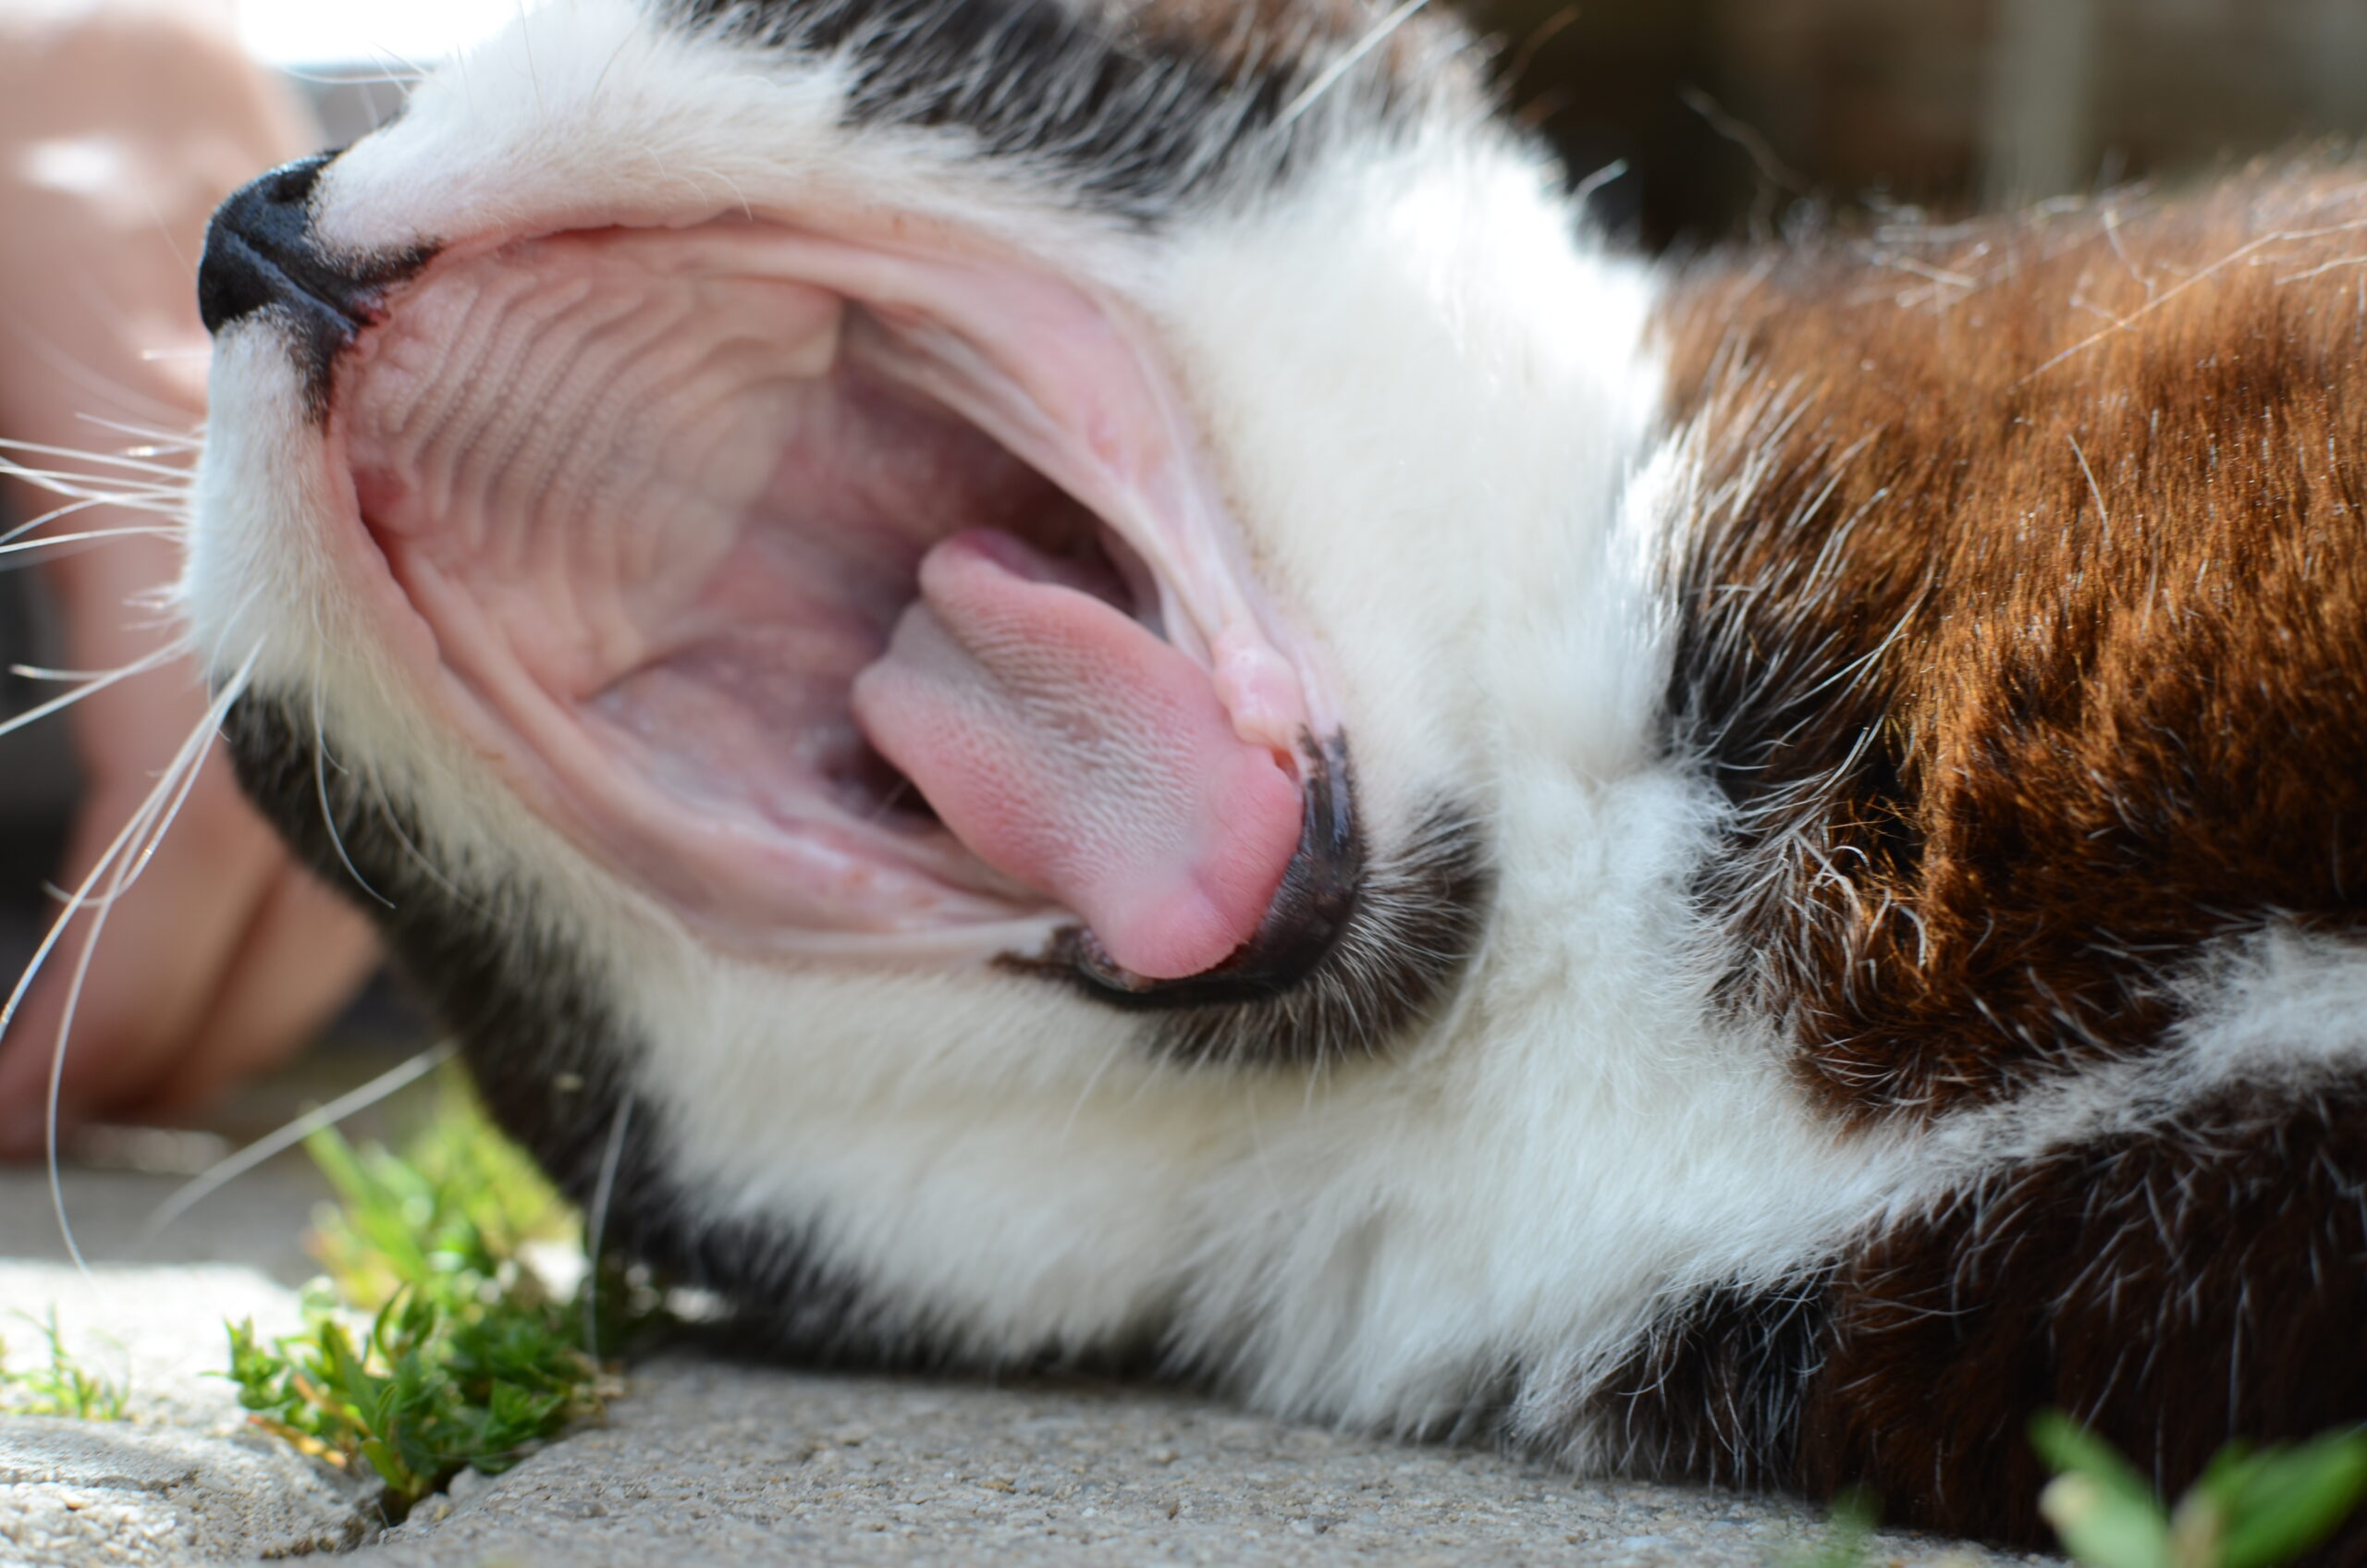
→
(1919, 925, 2367, 1183)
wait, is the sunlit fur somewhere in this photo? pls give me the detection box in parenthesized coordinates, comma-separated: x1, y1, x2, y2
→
(182, 0, 2367, 1550)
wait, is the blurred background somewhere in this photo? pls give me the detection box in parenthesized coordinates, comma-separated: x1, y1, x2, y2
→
(223, 0, 2367, 244)
(3, 0, 2366, 1193)
(1473, 0, 2367, 243)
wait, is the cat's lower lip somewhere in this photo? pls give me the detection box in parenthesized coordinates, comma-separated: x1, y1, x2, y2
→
(313, 214, 1359, 985)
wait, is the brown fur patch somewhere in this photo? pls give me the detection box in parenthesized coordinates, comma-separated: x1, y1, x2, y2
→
(1622, 163, 2367, 1550)
(1661, 163, 2367, 1119)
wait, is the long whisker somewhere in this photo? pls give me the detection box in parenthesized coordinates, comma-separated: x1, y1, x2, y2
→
(0, 485, 190, 532)
(1275, 0, 1432, 128)
(0, 467, 190, 500)
(0, 480, 190, 548)
(367, 771, 479, 911)
(0, 527, 186, 556)
(277, 57, 429, 86)
(0, 471, 191, 499)
(65, 415, 203, 456)
(0, 646, 259, 1270)
(0, 468, 191, 505)
(0, 435, 200, 479)
(1058, 1035, 1131, 1146)
(136, 1043, 458, 1246)
(113, 703, 238, 900)
(0, 492, 189, 540)
(0, 644, 178, 742)
(583, 1095, 636, 1361)
(43, 652, 259, 1270)
(313, 656, 395, 908)
(12, 664, 151, 682)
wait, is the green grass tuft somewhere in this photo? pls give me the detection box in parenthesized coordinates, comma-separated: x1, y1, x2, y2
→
(0, 1309, 130, 1421)
(2033, 1412, 2367, 1568)
(226, 1071, 665, 1514)
(1769, 1420, 2367, 1568)
(1775, 1486, 1880, 1568)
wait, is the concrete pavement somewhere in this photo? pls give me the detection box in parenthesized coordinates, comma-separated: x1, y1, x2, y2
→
(0, 1105, 2056, 1568)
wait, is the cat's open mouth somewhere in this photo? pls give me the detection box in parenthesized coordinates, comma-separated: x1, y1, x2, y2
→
(322, 219, 1346, 983)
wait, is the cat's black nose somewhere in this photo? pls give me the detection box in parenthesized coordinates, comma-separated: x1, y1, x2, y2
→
(197, 153, 434, 415)
(197, 154, 369, 338)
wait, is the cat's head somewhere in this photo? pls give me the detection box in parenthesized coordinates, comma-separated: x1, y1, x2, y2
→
(187, 0, 1662, 1189)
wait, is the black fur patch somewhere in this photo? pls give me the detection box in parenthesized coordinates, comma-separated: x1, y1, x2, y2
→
(1588, 1076, 2367, 1558)
(1583, 1280, 1832, 1496)
(1795, 1080, 2367, 1554)
(661, 0, 1471, 220)
(223, 694, 962, 1367)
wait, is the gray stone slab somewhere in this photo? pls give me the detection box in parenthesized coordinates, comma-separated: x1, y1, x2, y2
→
(0, 1264, 370, 1566)
(0, 1165, 2061, 1567)
(0, 1417, 365, 1564)
(356, 1356, 2047, 1568)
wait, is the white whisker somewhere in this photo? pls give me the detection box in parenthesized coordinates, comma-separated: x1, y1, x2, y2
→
(1276, 0, 1432, 129)
(115, 709, 232, 900)
(0, 466, 190, 503)
(68, 415, 204, 454)
(367, 772, 479, 911)
(1058, 1035, 1131, 1145)
(8, 666, 123, 682)
(0, 646, 259, 1272)
(0, 527, 185, 556)
(0, 483, 190, 528)
(0, 484, 190, 524)
(120, 587, 185, 623)
(0, 487, 190, 546)
(0, 435, 200, 479)
(49, 655, 259, 1266)
(0, 471, 191, 498)
(583, 1095, 635, 1361)
(0, 500, 146, 551)
(277, 60, 427, 85)
(0, 645, 178, 742)
(1, 504, 185, 551)
(136, 1043, 457, 1245)
(313, 660, 395, 908)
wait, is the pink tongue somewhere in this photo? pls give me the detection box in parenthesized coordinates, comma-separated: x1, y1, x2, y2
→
(850, 529, 1301, 979)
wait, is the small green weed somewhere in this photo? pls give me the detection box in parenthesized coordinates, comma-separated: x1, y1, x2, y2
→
(227, 1072, 664, 1514)
(0, 1309, 129, 1420)
(2033, 1412, 2367, 1568)
(1770, 1420, 2367, 1568)
(1777, 1486, 1879, 1568)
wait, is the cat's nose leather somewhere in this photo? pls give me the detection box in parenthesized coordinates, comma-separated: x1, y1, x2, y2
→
(198, 153, 434, 414)
(198, 154, 365, 337)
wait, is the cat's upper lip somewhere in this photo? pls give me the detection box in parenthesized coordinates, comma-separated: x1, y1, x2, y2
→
(295, 211, 1360, 986)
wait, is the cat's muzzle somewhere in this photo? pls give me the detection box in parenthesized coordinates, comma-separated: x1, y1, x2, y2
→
(193, 161, 1367, 1007)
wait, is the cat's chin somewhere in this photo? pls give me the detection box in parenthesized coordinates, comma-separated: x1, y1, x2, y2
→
(316, 214, 1358, 983)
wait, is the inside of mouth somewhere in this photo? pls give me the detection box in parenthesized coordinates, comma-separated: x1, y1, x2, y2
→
(339, 224, 1304, 976)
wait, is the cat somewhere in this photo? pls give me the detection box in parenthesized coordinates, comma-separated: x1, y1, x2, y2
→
(183, 0, 2367, 1550)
